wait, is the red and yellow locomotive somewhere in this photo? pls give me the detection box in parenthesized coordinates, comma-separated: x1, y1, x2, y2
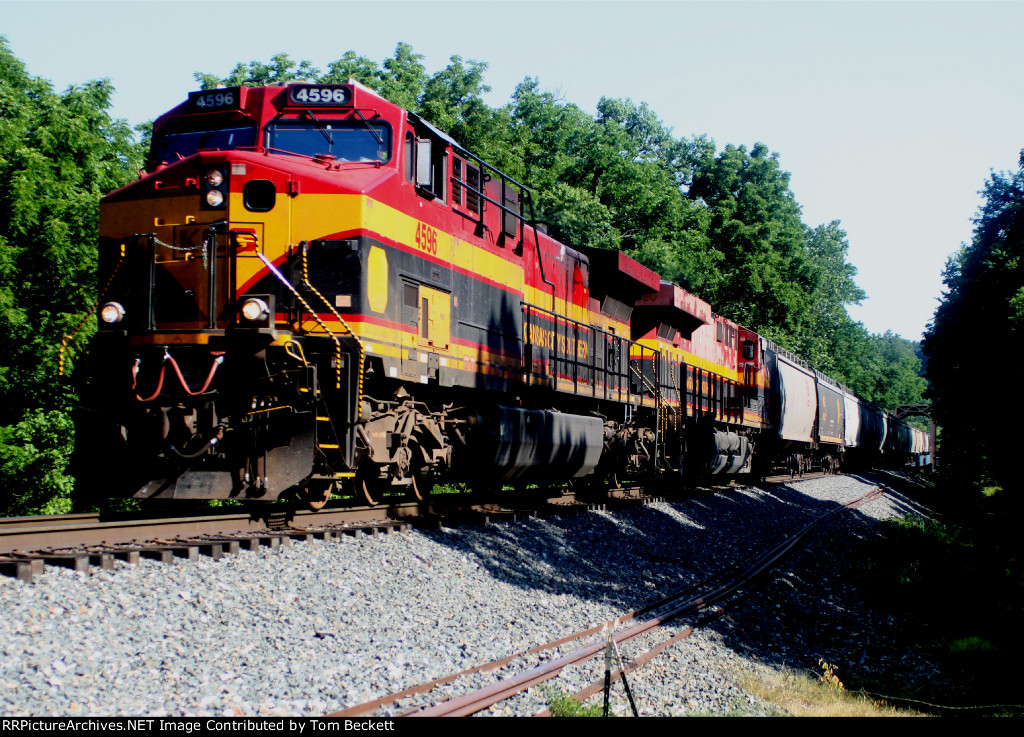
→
(87, 81, 920, 508)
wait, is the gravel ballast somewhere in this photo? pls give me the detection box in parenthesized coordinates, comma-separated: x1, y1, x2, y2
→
(0, 473, 936, 717)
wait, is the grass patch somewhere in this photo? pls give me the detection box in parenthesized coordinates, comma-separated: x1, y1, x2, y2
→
(432, 482, 472, 495)
(946, 636, 995, 655)
(737, 664, 921, 717)
(539, 686, 605, 717)
(538, 668, 920, 717)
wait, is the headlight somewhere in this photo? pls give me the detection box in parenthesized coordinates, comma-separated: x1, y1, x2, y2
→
(240, 297, 270, 322)
(100, 302, 125, 324)
(206, 189, 225, 207)
(206, 169, 224, 187)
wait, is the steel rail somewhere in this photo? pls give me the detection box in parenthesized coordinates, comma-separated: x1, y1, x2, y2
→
(397, 485, 886, 717)
(333, 536, 758, 718)
(0, 481, 670, 558)
(1, 489, 672, 584)
(0, 471, 828, 554)
(538, 488, 888, 715)
(533, 623, 700, 716)
(0, 504, 414, 555)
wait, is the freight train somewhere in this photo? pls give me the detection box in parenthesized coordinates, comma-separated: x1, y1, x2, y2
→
(84, 81, 930, 508)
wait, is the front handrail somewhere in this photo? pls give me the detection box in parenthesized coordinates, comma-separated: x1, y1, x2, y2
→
(299, 241, 365, 416)
(254, 251, 343, 391)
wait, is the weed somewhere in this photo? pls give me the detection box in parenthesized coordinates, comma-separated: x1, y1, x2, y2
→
(736, 665, 919, 717)
(539, 686, 605, 717)
(818, 659, 845, 692)
(946, 637, 995, 655)
(432, 482, 471, 495)
(856, 501, 1024, 711)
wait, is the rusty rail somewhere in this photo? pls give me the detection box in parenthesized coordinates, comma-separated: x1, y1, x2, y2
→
(338, 485, 887, 717)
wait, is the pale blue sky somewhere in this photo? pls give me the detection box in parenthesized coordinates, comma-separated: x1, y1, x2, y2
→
(3, 0, 1023, 341)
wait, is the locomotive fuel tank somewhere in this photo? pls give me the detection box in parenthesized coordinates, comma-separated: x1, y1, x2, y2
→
(474, 407, 604, 482)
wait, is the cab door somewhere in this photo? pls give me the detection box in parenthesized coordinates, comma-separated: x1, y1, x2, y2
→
(416, 285, 451, 351)
(401, 283, 450, 382)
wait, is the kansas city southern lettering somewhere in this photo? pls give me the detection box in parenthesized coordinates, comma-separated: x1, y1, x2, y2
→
(525, 324, 588, 359)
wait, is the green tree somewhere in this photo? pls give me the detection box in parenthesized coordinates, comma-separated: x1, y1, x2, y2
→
(802, 221, 867, 373)
(195, 52, 320, 89)
(924, 150, 1024, 490)
(534, 182, 620, 251)
(0, 37, 143, 515)
(376, 42, 428, 111)
(864, 332, 928, 410)
(497, 80, 614, 243)
(319, 50, 385, 87)
(418, 56, 489, 133)
(496, 80, 716, 285)
(688, 142, 817, 343)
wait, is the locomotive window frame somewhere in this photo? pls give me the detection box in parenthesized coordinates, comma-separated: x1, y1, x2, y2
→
(402, 282, 420, 336)
(403, 283, 419, 309)
(404, 132, 415, 182)
(409, 126, 448, 203)
(266, 118, 392, 163)
(151, 124, 258, 167)
(420, 297, 430, 339)
(416, 140, 434, 188)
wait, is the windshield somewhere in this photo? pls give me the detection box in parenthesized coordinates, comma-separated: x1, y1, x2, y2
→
(267, 121, 391, 162)
(153, 125, 257, 165)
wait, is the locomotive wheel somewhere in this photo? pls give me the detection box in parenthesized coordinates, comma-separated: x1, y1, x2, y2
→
(302, 479, 335, 512)
(358, 470, 387, 507)
(360, 478, 380, 507)
(411, 474, 434, 502)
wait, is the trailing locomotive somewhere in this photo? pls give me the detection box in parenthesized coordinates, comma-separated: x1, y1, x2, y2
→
(85, 81, 928, 508)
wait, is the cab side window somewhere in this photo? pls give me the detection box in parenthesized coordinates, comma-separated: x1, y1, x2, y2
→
(409, 129, 446, 202)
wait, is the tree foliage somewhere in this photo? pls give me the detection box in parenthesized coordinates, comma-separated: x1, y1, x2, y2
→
(0, 37, 143, 515)
(689, 142, 817, 343)
(924, 152, 1024, 490)
(805, 223, 865, 350)
(193, 52, 322, 91)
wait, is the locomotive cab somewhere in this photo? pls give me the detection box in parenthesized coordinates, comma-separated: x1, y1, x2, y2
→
(90, 83, 408, 505)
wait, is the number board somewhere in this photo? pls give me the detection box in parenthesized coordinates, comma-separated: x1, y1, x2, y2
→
(187, 87, 243, 112)
(287, 85, 353, 106)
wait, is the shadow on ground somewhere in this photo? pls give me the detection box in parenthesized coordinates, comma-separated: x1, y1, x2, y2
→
(416, 470, 944, 704)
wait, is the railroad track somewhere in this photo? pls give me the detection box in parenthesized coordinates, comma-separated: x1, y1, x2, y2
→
(329, 484, 888, 717)
(0, 470, 852, 584)
(0, 503, 418, 582)
(0, 484, 671, 583)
